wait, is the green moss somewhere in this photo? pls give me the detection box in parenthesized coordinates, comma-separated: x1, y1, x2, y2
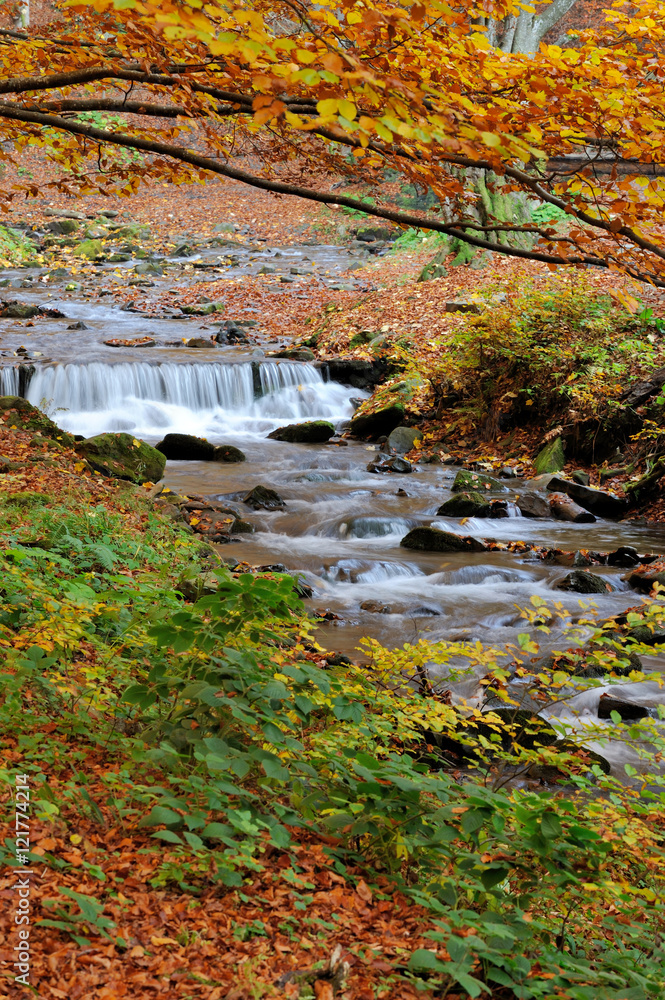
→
(0, 397, 75, 447)
(78, 432, 166, 484)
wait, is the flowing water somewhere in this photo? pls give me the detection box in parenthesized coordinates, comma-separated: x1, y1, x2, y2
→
(2, 267, 665, 770)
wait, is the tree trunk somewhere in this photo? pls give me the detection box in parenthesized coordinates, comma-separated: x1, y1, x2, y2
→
(15, 0, 29, 28)
(478, 0, 579, 54)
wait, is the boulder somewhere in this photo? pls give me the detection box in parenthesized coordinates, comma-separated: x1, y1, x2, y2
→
(214, 444, 246, 463)
(400, 526, 487, 552)
(135, 261, 164, 276)
(606, 546, 640, 567)
(623, 562, 665, 592)
(85, 225, 109, 239)
(242, 485, 286, 510)
(267, 420, 335, 444)
(323, 358, 388, 390)
(387, 426, 421, 453)
(355, 225, 395, 242)
(436, 491, 491, 518)
(0, 301, 40, 319)
(517, 492, 550, 519)
(73, 239, 103, 259)
(549, 493, 596, 523)
(451, 469, 506, 494)
(572, 470, 590, 486)
(350, 403, 404, 439)
(0, 396, 75, 446)
(546, 475, 628, 518)
(77, 432, 165, 484)
(46, 218, 80, 235)
(230, 518, 255, 534)
(269, 347, 315, 362)
(557, 570, 614, 594)
(367, 456, 412, 474)
(186, 338, 215, 349)
(626, 625, 665, 645)
(598, 695, 648, 722)
(156, 433, 216, 461)
(533, 437, 565, 475)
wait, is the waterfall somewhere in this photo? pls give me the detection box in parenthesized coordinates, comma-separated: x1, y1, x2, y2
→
(0, 367, 20, 396)
(26, 361, 316, 412)
(23, 361, 359, 439)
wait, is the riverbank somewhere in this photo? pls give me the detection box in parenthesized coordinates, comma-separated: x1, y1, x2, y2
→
(1, 400, 665, 997)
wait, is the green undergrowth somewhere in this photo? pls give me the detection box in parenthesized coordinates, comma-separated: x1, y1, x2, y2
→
(392, 276, 664, 430)
(1, 485, 665, 996)
(0, 224, 39, 266)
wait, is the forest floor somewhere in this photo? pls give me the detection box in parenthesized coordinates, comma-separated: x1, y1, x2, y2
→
(1, 165, 665, 998)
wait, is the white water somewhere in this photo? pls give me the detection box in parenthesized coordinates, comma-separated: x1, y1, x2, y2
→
(0, 367, 19, 395)
(26, 361, 358, 438)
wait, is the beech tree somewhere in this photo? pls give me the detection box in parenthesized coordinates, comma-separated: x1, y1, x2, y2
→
(475, 0, 579, 54)
(0, 0, 664, 285)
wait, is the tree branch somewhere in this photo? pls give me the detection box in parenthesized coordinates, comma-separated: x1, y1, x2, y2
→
(1, 101, 663, 286)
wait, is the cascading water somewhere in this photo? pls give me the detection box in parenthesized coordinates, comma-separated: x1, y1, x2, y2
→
(25, 360, 358, 438)
(0, 367, 19, 396)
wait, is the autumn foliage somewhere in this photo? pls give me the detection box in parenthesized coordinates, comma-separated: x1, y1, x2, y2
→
(0, 0, 664, 282)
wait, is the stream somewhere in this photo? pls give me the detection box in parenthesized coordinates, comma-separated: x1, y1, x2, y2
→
(2, 246, 665, 772)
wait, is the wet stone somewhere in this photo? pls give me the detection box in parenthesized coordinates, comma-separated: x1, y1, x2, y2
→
(598, 695, 648, 721)
(400, 526, 487, 553)
(242, 485, 286, 511)
(557, 570, 614, 594)
(517, 492, 550, 519)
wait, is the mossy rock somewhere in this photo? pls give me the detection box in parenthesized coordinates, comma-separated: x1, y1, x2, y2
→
(230, 518, 255, 534)
(156, 433, 217, 461)
(0, 397, 75, 447)
(400, 526, 487, 552)
(270, 347, 315, 362)
(534, 437, 565, 475)
(451, 469, 506, 493)
(77, 432, 165, 484)
(214, 444, 246, 463)
(73, 239, 104, 259)
(557, 570, 614, 594)
(437, 491, 491, 518)
(267, 420, 335, 444)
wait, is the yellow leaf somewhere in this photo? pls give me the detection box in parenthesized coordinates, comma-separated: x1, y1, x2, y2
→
(346, 10, 362, 23)
(70, 833, 82, 845)
(296, 48, 317, 65)
(150, 935, 180, 947)
(338, 99, 357, 121)
(317, 98, 338, 116)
